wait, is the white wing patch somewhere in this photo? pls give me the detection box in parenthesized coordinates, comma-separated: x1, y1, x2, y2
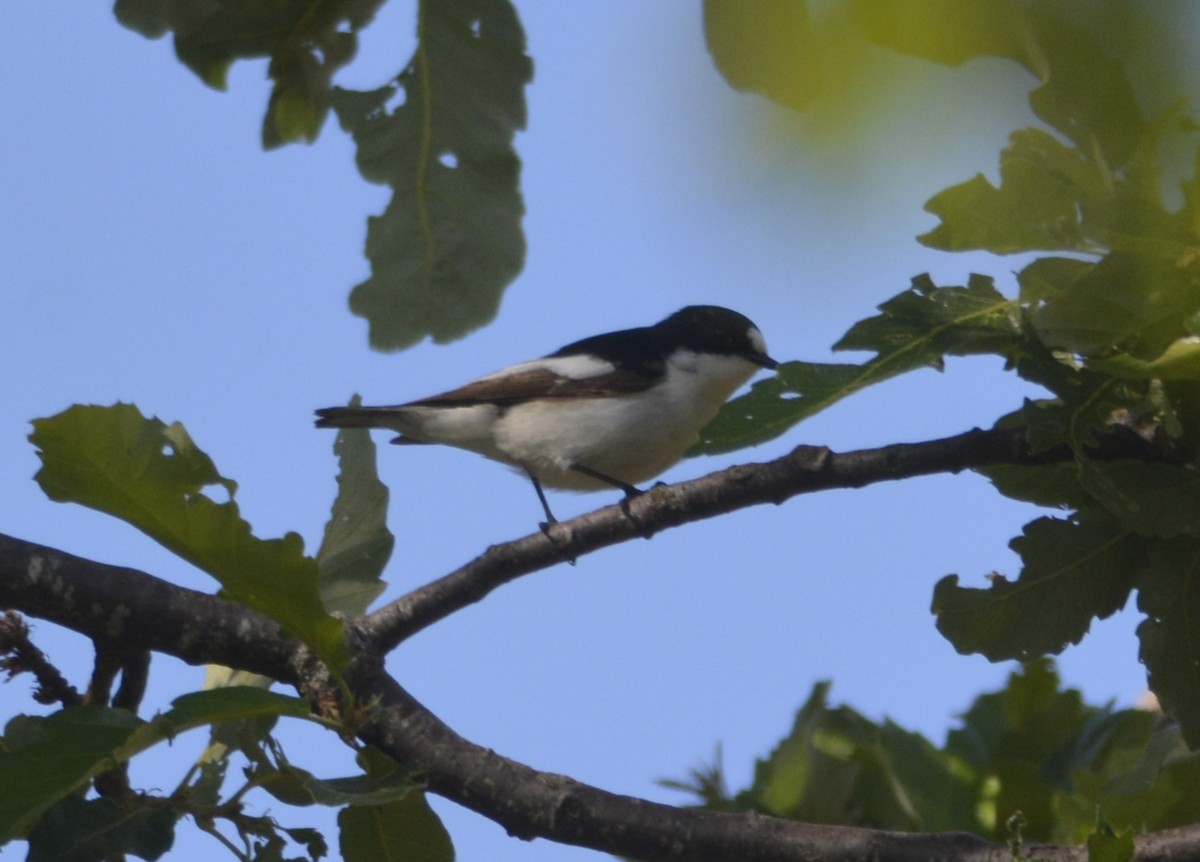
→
(479, 353, 616, 383)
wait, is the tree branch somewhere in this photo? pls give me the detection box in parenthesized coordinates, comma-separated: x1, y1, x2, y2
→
(359, 423, 1155, 652)
(1, 423, 1186, 862)
(0, 610, 80, 706)
(349, 665, 1200, 862)
(0, 533, 303, 685)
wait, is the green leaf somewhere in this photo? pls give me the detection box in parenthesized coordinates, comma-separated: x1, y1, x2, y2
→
(865, 720, 979, 832)
(946, 661, 1086, 840)
(339, 791, 454, 862)
(30, 404, 348, 670)
(1085, 462, 1200, 538)
(330, 0, 532, 350)
(746, 682, 856, 820)
(190, 665, 279, 807)
(263, 766, 420, 809)
(933, 515, 1144, 661)
(1086, 822, 1135, 862)
(0, 690, 314, 844)
(703, 0, 823, 112)
(977, 454, 1092, 512)
(1022, 12, 1146, 171)
(0, 708, 143, 843)
(155, 687, 312, 733)
(920, 128, 1107, 254)
(318, 396, 393, 616)
(694, 274, 1018, 454)
(114, 0, 384, 145)
(1031, 253, 1200, 359)
(1090, 338, 1200, 380)
(737, 682, 978, 831)
(26, 795, 176, 862)
(852, 0, 1031, 68)
(1017, 256, 1095, 305)
(1137, 538, 1200, 747)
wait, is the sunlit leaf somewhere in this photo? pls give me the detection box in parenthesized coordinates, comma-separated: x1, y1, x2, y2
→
(703, 0, 823, 111)
(1090, 338, 1200, 380)
(1086, 824, 1135, 862)
(1031, 253, 1200, 359)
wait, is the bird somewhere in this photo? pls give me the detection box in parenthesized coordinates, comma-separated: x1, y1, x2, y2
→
(315, 305, 778, 524)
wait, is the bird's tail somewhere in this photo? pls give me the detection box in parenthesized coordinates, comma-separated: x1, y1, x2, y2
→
(314, 406, 402, 429)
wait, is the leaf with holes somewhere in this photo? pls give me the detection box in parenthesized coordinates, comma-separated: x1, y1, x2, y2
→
(331, 0, 533, 350)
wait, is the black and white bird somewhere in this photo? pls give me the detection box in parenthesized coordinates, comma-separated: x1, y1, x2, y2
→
(315, 305, 778, 523)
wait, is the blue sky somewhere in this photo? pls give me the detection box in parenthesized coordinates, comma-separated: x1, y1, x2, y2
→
(0, 3, 1158, 861)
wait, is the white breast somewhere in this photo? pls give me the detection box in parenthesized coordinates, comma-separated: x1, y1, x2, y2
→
(495, 351, 759, 490)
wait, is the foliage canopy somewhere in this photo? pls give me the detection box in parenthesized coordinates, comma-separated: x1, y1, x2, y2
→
(6, 1, 1200, 861)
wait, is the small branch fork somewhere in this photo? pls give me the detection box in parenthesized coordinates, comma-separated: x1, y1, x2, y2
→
(2, 425, 1187, 862)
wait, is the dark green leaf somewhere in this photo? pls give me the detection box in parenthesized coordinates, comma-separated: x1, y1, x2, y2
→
(920, 129, 1107, 253)
(1137, 538, 1200, 747)
(0, 690, 315, 844)
(114, 0, 384, 145)
(27, 795, 176, 862)
(693, 361, 868, 454)
(978, 461, 1090, 512)
(0, 708, 142, 843)
(318, 395, 392, 615)
(331, 0, 532, 350)
(157, 688, 312, 733)
(30, 404, 347, 670)
(258, 759, 418, 808)
(933, 515, 1143, 661)
(339, 791, 454, 862)
(1085, 462, 1200, 538)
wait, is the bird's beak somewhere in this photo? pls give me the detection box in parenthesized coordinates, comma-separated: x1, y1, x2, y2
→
(753, 353, 780, 370)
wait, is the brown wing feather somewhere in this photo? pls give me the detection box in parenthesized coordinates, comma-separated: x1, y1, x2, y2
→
(408, 365, 657, 407)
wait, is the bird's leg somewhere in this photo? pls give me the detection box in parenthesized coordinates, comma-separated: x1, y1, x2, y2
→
(569, 464, 655, 538)
(530, 475, 558, 528)
(530, 475, 577, 565)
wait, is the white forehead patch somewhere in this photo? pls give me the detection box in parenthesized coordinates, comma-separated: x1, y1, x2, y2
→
(747, 326, 767, 356)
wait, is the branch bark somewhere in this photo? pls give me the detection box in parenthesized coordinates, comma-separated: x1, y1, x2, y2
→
(359, 423, 1155, 652)
(0, 424, 1183, 862)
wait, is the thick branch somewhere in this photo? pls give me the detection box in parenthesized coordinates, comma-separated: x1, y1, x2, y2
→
(360, 424, 1153, 652)
(351, 667, 1200, 862)
(0, 534, 302, 684)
